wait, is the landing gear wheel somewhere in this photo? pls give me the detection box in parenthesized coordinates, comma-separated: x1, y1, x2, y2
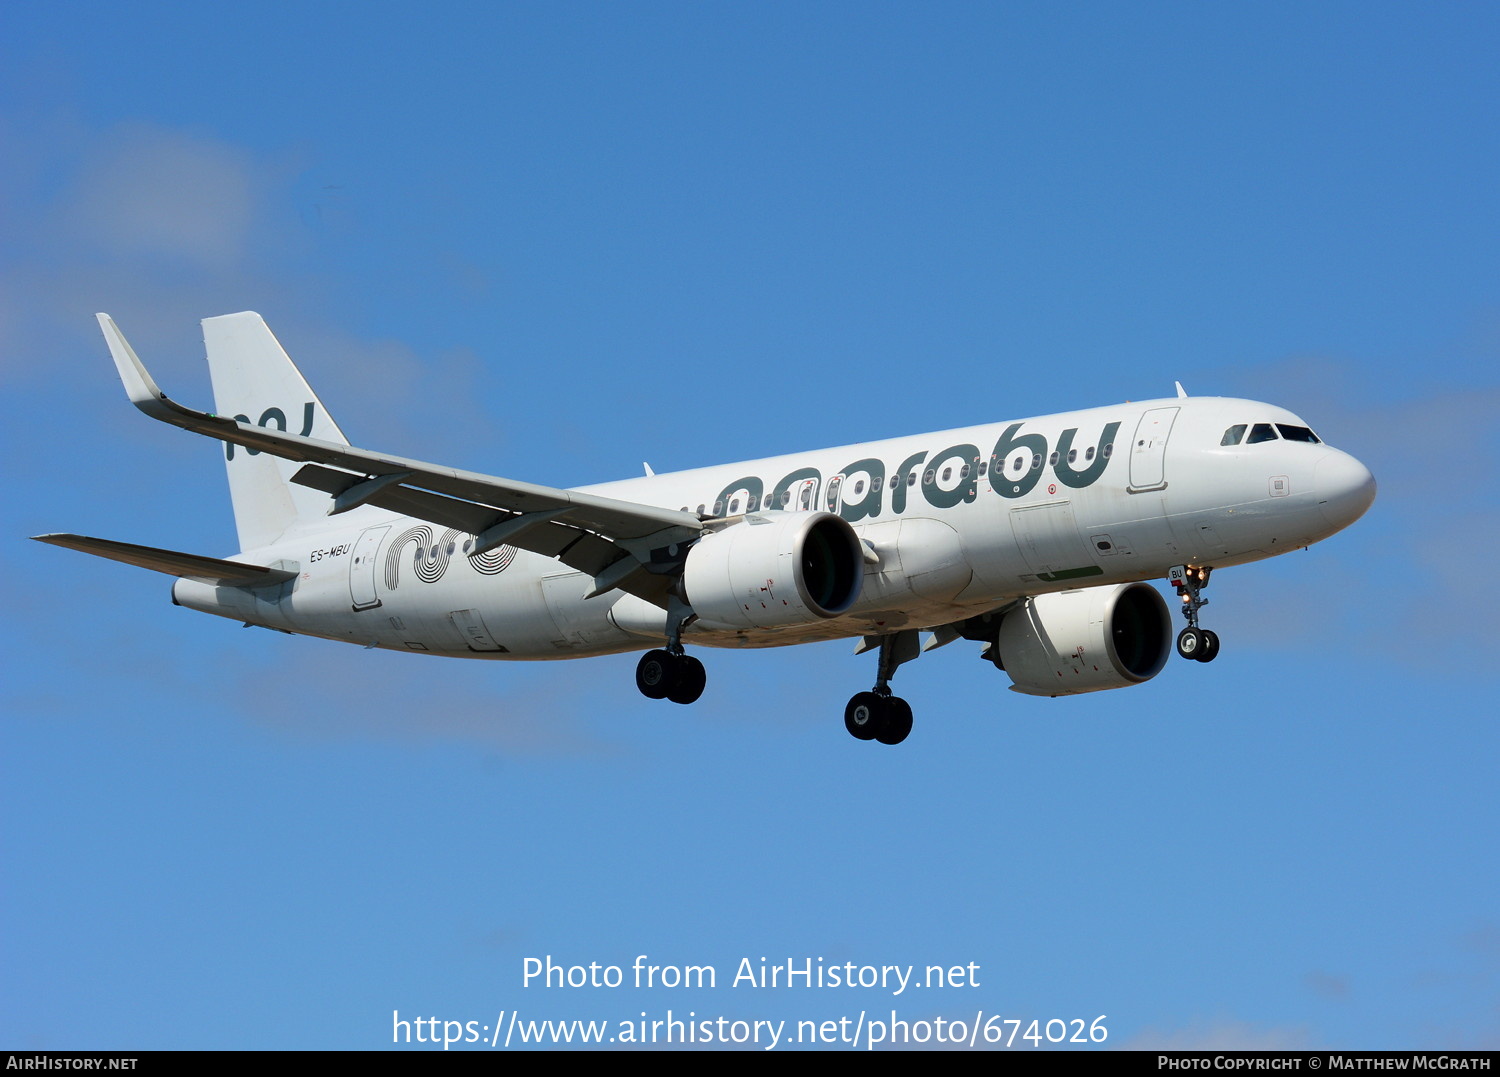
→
(874, 696, 913, 745)
(844, 691, 882, 741)
(635, 649, 675, 700)
(666, 655, 706, 704)
(1176, 627, 1204, 661)
(1194, 629, 1220, 663)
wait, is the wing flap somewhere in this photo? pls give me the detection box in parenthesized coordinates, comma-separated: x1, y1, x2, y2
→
(291, 463, 658, 589)
(293, 464, 498, 534)
(292, 464, 624, 566)
(32, 534, 296, 588)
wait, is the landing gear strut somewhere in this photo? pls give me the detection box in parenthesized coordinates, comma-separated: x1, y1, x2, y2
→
(635, 595, 706, 705)
(1169, 564, 1220, 663)
(845, 630, 920, 745)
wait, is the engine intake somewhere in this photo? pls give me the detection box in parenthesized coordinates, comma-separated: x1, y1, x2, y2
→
(683, 511, 863, 630)
(993, 582, 1171, 696)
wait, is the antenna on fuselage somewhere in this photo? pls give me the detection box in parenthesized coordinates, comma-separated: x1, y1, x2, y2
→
(1175, 381, 1188, 398)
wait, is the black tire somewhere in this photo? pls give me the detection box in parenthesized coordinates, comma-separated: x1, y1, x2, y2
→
(1176, 627, 1204, 661)
(666, 655, 706, 704)
(875, 696, 913, 745)
(844, 691, 882, 741)
(1195, 629, 1220, 663)
(635, 649, 675, 700)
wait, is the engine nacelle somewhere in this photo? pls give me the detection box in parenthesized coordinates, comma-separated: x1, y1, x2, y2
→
(683, 511, 864, 630)
(993, 582, 1171, 696)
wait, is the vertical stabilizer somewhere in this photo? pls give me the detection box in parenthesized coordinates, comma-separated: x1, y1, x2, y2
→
(202, 312, 350, 551)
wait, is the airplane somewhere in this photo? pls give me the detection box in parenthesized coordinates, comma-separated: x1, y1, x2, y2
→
(34, 312, 1376, 745)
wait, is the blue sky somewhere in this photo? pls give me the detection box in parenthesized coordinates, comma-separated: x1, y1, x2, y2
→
(3, 2, 1497, 1051)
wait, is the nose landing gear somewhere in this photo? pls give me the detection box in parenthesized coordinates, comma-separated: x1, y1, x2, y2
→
(1169, 564, 1220, 663)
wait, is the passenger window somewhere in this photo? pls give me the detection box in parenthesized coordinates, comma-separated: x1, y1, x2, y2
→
(713, 500, 725, 515)
(1103, 443, 1113, 458)
(977, 461, 987, 476)
(907, 472, 916, 487)
(1247, 423, 1278, 444)
(1085, 446, 1095, 461)
(696, 504, 705, 515)
(1276, 424, 1321, 443)
(1221, 425, 1247, 446)
(779, 490, 790, 507)
(872, 476, 883, 492)
(941, 467, 952, 482)
(853, 480, 865, 495)
(1067, 448, 1077, 464)
(1048, 451, 1060, 466)
(923, 468, 936, 485)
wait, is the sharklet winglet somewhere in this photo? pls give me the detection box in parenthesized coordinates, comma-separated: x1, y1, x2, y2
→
(95, 313, 236, 433)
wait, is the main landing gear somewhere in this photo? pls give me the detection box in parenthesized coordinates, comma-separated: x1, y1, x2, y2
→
(634, 597, 706, 705)
(1169, 564, 1220, 663)
(844, 690, 913, 745)
(845, 629, 920, 745)
(635, 648, 706, 705)
(631, 608, 925, 746)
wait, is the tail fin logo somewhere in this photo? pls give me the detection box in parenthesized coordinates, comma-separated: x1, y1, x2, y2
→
(225, 403, 315, 460)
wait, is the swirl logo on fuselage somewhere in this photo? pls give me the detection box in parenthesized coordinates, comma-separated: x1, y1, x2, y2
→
(383, 525, 516, 589)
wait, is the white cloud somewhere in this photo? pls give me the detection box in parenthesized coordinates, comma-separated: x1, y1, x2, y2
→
(0, 118, 301, 381)
(63, 123, 262, 269)
(1, 116, 496, 467)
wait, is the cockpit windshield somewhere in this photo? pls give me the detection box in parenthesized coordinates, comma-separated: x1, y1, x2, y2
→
(1220, 421, 1322, 446)
(1276, 424, 1320, 443)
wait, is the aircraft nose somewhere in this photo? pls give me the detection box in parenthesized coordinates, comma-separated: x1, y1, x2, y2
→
(1315, 450, 1376, 530)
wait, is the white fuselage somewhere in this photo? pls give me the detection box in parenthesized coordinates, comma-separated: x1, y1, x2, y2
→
(171, 395, 1375, 660)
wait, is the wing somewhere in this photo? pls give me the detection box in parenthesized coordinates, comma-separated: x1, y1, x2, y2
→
(98, 314, 703, 604)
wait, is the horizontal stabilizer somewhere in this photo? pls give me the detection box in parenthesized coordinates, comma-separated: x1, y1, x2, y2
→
(31, 534, 297, 588)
